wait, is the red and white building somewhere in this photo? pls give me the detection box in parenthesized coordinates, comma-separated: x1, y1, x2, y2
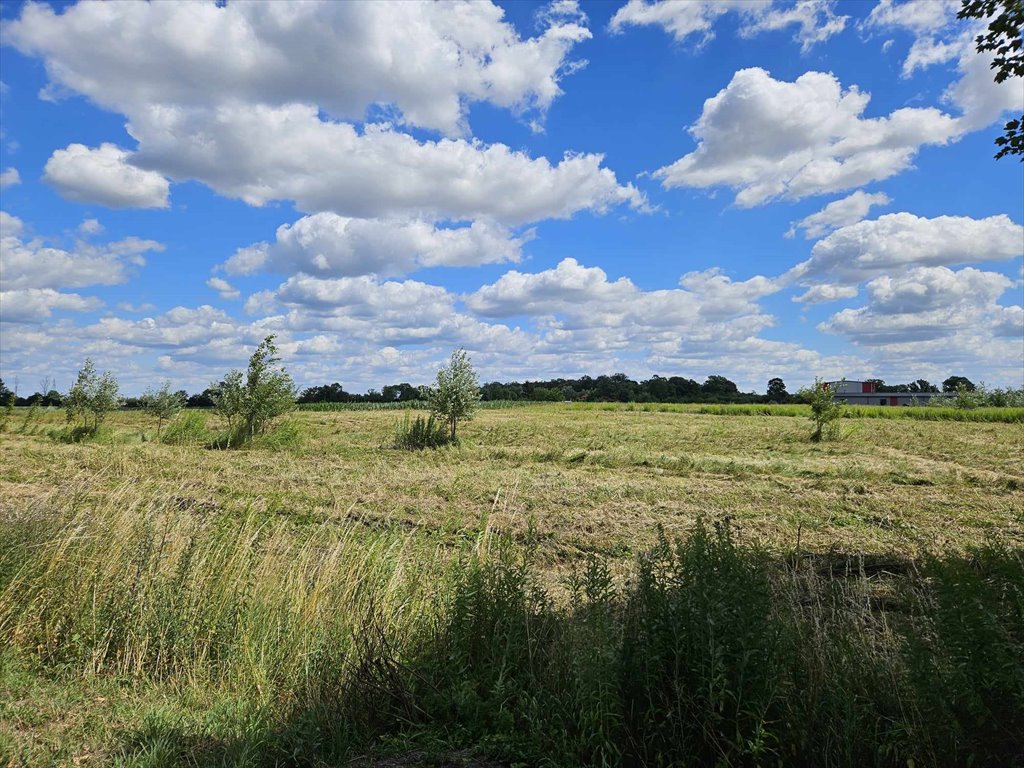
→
(823, 380, 952, 407)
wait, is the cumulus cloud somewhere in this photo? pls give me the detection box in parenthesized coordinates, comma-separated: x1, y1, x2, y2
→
(0, 288, 102, 323)
(124, 108, 641, 224)
(224, 214, 527, 278)
(78, 218, 103, 236)
(206, 277, 240, 301)
(4, 1, 641, 228)
(654, 68, 961, 207)
(788, 213, 1024, 285)
(609, 0, 847, 52)
(739, 1, 848, 53)
(793, 283, 859, 305)
(44, 143, 170, 208)
(819, 266, 1019, 345)
(863, 0, 1022, 130)
(1, 211, 164, 291)
(3, 0, 591, 138)
(787, 191, 891, 239)
(0, 211, 163, 324)
(466, 258, 778, 343)
(862, 0, 959, 37)
(0, 168, 20, 188)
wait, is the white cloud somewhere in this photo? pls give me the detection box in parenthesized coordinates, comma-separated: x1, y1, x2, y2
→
(0, 210, 22, 237)
(654, 68, 961, 207)
(864, 0, 1022, 130)
(206, 277, 240, 301)
(78, 218, 103, 236)
(739, 1, 848, 53)
(819, 265, 1019, 345)
(1, 212, 164, 291)
(224, 214, 527, 278)
(0, 168, 20, 188)
(3, 0, 591, 138)
(0, 212, 163, 325)
(813, 262, 1023, 384)
(609, 0, 846, 50)
(788, 213, 1024, 285)
(943, 38, 1024, 131)
(793, 283, 859, 304)
(125, 107, 641, 225)
(862, 0, 959, 37)
(5, 1, 642, 227)
(466, 258, 778, 342)
(0, 288, 102, 324)
(43, 143, 170, 208)
(787, 190, 891, 239)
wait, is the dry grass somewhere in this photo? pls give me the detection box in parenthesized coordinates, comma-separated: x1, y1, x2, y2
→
(2, 405, 1021, 563)
(1, 405, 1022, 766)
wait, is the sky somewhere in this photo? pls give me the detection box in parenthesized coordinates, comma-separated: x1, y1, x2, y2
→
(0, 0, 1022, 397)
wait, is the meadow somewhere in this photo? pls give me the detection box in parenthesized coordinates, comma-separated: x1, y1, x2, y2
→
(1, 405, 1023, 766)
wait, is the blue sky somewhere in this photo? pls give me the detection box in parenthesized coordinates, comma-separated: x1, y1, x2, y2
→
(0, 0, 1021, 396)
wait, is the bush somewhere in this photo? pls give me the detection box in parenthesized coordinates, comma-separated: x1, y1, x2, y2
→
(211, 335, 296, 445)
(161, 411, 210, 445)
(394, 413, 453, 450)
(800, 377, 843, 441)
(142, 381, 185, 439)
(65, 358, 120, 433)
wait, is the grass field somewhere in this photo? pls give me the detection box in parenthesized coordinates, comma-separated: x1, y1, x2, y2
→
(2, 405, 1023, 766)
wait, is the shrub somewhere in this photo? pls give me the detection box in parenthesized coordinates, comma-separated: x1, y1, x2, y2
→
(800, 377, 843, 441)
(142, 381, 186, 439)
(394, 413, 453, 450)
(65, 358, 120, 433)
(211, 335, 296, 445)
(161, 410, 210, 446)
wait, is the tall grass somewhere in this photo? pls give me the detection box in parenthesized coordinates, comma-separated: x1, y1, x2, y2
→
(1, 491, 1022, 766)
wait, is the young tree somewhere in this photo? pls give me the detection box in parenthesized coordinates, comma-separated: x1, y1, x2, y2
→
(65, 358, 120, 432)
(212, 370, 245, 434)
(242, 335, 296, 438)
(142, 381, 186, 438)
(799, 378, 843, 442)
(211, 335, 296, 443)
(428, 348, 481, 441)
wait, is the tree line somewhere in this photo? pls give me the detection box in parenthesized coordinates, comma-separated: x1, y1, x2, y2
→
(0, 373, 986, 409)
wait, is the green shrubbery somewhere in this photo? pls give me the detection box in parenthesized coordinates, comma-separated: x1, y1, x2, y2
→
(800, 377, 844, 441)
(160, 410, 210, 445)
(393, 413, 453, 450)
(64, 358, 120, 434)
(211, 335, 296, 446)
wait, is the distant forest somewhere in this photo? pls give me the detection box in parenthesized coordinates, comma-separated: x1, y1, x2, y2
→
(1, 373, 976, 409)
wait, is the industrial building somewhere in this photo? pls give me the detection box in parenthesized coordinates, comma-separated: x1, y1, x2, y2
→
(823, 380, 953, 407)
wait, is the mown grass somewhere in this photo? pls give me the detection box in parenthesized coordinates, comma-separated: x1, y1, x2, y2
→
(1, 405, 1022, 765)
(574, 401, 1024, 422)
(297, 399, 536, 411)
